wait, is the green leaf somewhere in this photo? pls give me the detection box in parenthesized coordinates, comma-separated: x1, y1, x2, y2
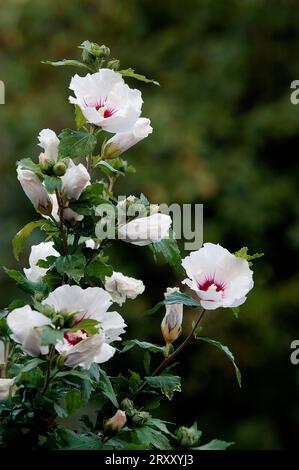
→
(197, 337, 242, 387)
(18, 358, 44, 375)
(59, 429, 102, 450)
(121, 339, 165, 355)
(139, 193, 150, 206)
(36, 255, 57, 269)
(144, 301, 164, 315)
(58, 128, 97, 158)
(70, 182, 106, 215)
(97, 160, 121, 174)
(17, 158, 43, 177)
(235, 246, 264, 266)
(144, 375, 181, 400)
(151, 229, 183, 275)
(231, 307, 239, 318)
(74, 104, 87, 129)
(40, 326, 64, 346)
(163, 291, 201, 308)
(43, 175, 62, 193)
(65, 389, 82, 415)
(129, 370, 142, 393)
(120, 68, 160, 86)
(55, 253, 86, 283)
(98, 368, 119, 408)
(146, 418, 172, 435)
(85, 255, 113, 283)
(55, 370, 92, 381)
(70, 319, 99, 335)
(3, 268, 47, 295)
(42, 59, 93, 72)
(12, 220, 46, 260)
(133, 426, 171, 450)
(196, 439, 234, 450)
(54, 402, 68, 418)
(8, 299, 26, 311)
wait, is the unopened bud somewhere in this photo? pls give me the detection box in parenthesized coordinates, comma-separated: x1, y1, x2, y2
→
(52, 314, 65, 328)
(103, 142, 121, 159)
(53, 161, 67, 176)
(149, 204, 160, 215)
(56, 353, 67, 370)
(37, 198, 53, 217)
(40, 158, 55, 173)
(131, 411, 150, 427)
(97, 45, 110, 58)
(107, 59, 120, 71)
(120, 398, 134, 414)
(104, 410, 127, 433)
(175, 424, 200, 448)
(34, 292, 44, 302)
(38, 152, 50, 166)
(161, 287, 183, 355)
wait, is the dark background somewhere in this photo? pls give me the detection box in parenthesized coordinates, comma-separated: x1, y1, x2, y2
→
(1, 0, 299, 449)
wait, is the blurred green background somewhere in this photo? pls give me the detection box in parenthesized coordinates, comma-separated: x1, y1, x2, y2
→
(1, 0, 299, 450)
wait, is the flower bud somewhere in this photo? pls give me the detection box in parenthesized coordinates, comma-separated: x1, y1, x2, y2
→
(120, 398, 134, 414)
(97, 45, 110, 58)
(38, 152, 49, 166)
(17, 167, 52, 215)
(103, 142, 121, 159)
(40, 158, 55, 173)
(104, 410, 127, 434)
(131, 411, 150, 427)
(175, 424, 201, 448)
(161, 287, 183, 354)
(61, 162, 90, 201)
(53, 161, 67, 176)
(81, 42, 110, 63)
(107, 59, 120, 71)
(52, 314, 65, 328)
(34, 292, 45, 302)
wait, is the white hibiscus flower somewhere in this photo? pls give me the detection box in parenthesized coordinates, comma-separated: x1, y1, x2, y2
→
(42, 285, 126, 368)
(118, 213, 172, 246)
(105, 271, 145, 305)
(182, 243, 254, 310)
(69, 69, 143, 133)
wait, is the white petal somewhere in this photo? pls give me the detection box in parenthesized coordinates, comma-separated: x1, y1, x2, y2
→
(37, 129, 59, 161)
(7, 306, 52, 356)
(61, 163, 90, 200)
(43, 285, 113, 320)
(17, 168, 51, 211)
(69, 69, 143, 133)
(119, 213, 172, 245)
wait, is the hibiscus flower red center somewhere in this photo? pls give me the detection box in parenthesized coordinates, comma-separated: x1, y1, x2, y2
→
(89, 98, 117, 118)
(64, 329, 87, 346)
(198, 277, 225, 292)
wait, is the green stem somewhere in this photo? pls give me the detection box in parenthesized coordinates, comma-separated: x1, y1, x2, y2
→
(0, 341, 9, 378)
(136, 309, 206, 394)
(40, 346, 55, 397)
(55, 189, 68, 255)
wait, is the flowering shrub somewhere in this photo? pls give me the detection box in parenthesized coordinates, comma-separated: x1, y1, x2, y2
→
(0, 41, 262, 450)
